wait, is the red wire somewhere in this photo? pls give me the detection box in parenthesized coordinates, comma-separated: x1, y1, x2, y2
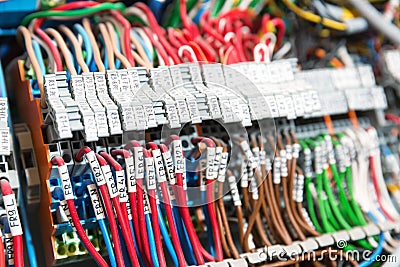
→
(159, 182, 187, 267)
(199, 12, 226, 44)
(192, 137, 223, 261)
(98, 152, 140, 267)
(194, 36, 217, 62)
(174, 173, 205, 264)
(234, 21, 246, 62)
(136, 178, 154, 266)
(50, 157, 108, 267)
(134, 3, 182, 64)
(143, 148, 167, 267)
(369, 155, 395, 222)
(167, 28, 184, 49)
(124, 142, 154, 267)
(0, 232, 4, 267)
(179, 0, 199, 38)
(385, 114, 400, 126)
(75, 149, 125, 267)
(0, 180, 24, 267)
(110, 150, 143, 256)
(271, 18, 286, 46)
(148, 143, 186, 267)
(110, 10, 135, 66)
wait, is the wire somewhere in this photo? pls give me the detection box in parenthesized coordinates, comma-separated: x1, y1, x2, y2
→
(31, 40, 46, 75)
(98, 219, 117, 267)
(145, 208, 159, 267)
(74, 149, 125, 267)
(98, 152, 140, 267)
(281, 0, 347, 31)
(124, 142, 154, 266)
(191, 137, 223, 261)
(16, 26, 45, 107)
(45, 28, 77, 75)
(157, 206, 179, 266)
(59, 25, 90, 73)
(105, 22, 132, 68)
(50, 157, 108, 267)
(131, 29, 153, 63)
(147, 143, 187, 266)
(143, 148, 166, 267)
(0, 227, 4, 267)
(73, 24, 93, 67)
(164, 136, 206, 264)
(110, 10, 135, 66)
(22, 2, 125, 26)
(82, 18, 105, 72)
(358, 233, 385, 267)
(0, 179, 23, 267)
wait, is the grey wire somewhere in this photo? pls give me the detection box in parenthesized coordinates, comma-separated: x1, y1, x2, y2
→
(348, 0, 400, 45)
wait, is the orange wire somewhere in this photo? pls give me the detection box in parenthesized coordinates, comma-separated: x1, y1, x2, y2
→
(323, 115, 335, 135)
(348, 110, 360, 129)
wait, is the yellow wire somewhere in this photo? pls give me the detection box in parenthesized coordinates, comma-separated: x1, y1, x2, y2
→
(281, 0, 348, 31)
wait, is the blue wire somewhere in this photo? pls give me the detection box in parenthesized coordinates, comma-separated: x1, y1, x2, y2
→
(32, 40, 46, 75)
(73, 24, 93, 67)
(99, 35, 109, 70)
(146, 213, 160, 267)
(129, 220, 146, 266)
(114, 30, 121, 69)
(119, 227, 133, 267)
(131, 30, 153, 63)
(98, 219, 117, 267)
(173, 206, 196, 265)
(148, 0, 165, 22)
(157, 206, 179, 266)
(358, 232, 385, 267)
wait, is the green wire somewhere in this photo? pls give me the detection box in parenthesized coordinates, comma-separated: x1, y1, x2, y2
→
(22, 2, 126, 26)
(317, 172, 336, 232)
(165, 0, 197, 28)
(212, 0, 226, 17)
(300, 139, 324, 233)
(330, 163, 359, 226)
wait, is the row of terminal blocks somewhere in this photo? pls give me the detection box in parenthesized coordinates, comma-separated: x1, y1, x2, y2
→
(42, 60, 388, 143)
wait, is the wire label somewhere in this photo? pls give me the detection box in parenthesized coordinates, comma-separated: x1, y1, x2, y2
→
(162, 150, 176, 185)
(101, 165, 118, 198)
(134, 147, 145, 179)
(3, 194, 23, 236)
(228, 175, 242, 206)
(153, 149, 167, 183)
(4, 233, 14, 265)
(218, 152, 229, 183)
(172, 140, 185, 174)
(206, 147, 216, 180)
(58, 164, 74, 200)
(60, 200, 77, 232)
(86, 151, 106, 186)
(116, 170, 128, 202)
(125, 156, 136, 193)
(145, 157, 157, 190)
(87, 184, 105, 220)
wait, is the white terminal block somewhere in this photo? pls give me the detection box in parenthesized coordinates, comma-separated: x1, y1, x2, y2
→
(93, 72, 123, 135)
(82, 73, 109, 137)
(44, 74, 73, 139)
